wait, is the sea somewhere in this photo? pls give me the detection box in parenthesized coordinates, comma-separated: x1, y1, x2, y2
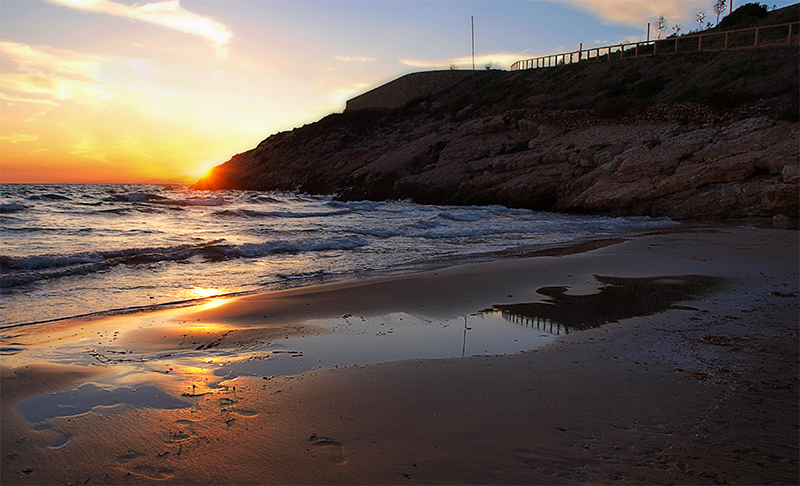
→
(1, 183, 679, 328)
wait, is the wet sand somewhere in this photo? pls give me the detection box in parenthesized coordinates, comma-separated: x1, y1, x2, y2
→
(1, 227, 798, 484)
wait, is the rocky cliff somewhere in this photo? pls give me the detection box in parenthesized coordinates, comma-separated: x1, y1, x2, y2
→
(194, 45, 799, 220)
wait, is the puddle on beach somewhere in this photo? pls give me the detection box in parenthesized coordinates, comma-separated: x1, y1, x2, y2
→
(491, 275, 721, 334)
(183, 274, 721, 383)
(11, 274, 720, 422)
(19, 384, 190, 423)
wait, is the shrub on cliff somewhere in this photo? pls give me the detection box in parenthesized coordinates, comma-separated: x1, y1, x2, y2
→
(717, 3, 770, 30)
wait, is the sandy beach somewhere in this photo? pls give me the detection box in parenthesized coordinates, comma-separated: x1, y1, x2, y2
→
(2, 226, 798, 485)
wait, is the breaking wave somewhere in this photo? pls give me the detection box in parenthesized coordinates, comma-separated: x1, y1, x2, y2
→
(1, 236, 367, 288)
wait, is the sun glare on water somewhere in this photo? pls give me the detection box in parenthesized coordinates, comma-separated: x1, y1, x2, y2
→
(183, 287, 232, 310)
(190, 287, 223, 298)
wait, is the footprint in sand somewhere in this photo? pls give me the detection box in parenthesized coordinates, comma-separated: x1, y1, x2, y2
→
(309, 433, 347, 465)
(228, 408, 258, 417)
(118, 450, 145, 463)
(167, 420, 195, 443)
(129, 464, 175, 481)
(48, 436, 70, 449)
(118, 450, 175, 480)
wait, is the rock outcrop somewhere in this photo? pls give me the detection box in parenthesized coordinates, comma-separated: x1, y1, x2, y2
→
(194, 45, 799, 220)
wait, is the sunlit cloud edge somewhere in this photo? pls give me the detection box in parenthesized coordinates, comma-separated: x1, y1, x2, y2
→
(46, 0, 233, 48)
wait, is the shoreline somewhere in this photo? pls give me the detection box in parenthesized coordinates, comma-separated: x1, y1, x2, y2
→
(0, 235, 633, 330)
(2, 227, 798, 484)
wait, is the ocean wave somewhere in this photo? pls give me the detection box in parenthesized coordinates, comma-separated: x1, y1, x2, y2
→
(105, 193, 167, 203)
(0, 204, 30, 214)
(326, 200, 384, 211)
(1, 236, 368, 288)
(27, 194, 71, 201)
(409, 218, 442, 229)
(105, 193, 225, 207)
(171, 197, 226, 207)
(275, 270, 328, 280)
(3, 226, 73, 233)
(247, 195, 282, 204)
(437, 211, 492, 222)
(349, 227, 403, 238)
(96, 206, 170, 215)
(229, 236, 367, 258)
(2, 240, 227, 272)
(213, 208, 351, 219)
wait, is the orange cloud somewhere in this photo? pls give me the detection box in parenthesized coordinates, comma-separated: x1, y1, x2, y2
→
(557, 0, 699, 27)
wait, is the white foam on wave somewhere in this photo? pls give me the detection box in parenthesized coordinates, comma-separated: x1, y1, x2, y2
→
(228, 236, 368, 258)
(437, 211, 492, 222)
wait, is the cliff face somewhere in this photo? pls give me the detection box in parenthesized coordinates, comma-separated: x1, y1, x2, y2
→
(194, 45, 799, 220)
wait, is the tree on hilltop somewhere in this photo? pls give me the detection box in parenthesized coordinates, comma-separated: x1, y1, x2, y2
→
(714, 0, 728, 25)
(694, 11, 706, 31)
(655, 15, 667, 38)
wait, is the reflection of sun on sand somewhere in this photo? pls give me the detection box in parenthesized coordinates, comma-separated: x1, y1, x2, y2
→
(1, 228, 798, 485)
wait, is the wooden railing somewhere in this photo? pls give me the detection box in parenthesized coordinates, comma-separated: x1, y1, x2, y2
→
(510, 22, 799, 71)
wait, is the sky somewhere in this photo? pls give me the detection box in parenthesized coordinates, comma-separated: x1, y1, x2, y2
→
(1, 0, 796, 184)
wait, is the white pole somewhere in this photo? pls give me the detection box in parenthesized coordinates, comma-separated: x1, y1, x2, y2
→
(471, 16, 475, 70)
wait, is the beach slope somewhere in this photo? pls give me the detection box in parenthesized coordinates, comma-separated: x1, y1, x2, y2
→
(2, 227, 798, 484)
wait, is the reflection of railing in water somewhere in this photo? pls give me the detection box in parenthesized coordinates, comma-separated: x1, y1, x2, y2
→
(511, 22, 799, 71)
(492, 275, 721, 334)
(500, 311, 566, 335)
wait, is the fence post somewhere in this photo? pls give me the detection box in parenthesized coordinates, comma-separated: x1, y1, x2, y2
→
(755, 27, 760, 47)
(654, 40, 658, 55)
(725, 32, 730, 49)
(698, 35, 702, 52)
(789, 24, 794, 44)
(675, 37, 678, 54)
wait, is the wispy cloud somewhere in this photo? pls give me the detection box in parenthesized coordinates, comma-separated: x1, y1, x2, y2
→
(0, 41, 115, 106)
(401, 52, 526, 70)
(557, 0, 697, 27)
(0, 133, 39, 143)
(0, 41, 98, 76)
(0, 92, 62, 107)
(334, 55, 376, 62)
(47, 0, 232, 49)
